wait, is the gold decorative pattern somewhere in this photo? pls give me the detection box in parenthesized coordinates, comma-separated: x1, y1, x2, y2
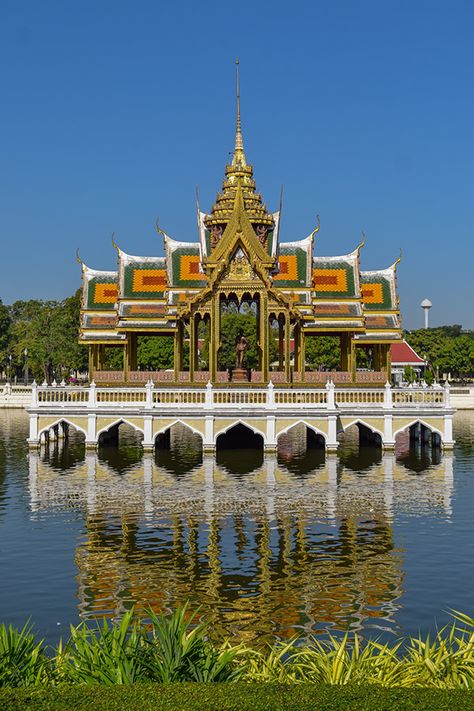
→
(132, 269, 167, 293)
(94, 283, 118, 303)
(313, 269, 348, 292)
(362, 283, 384, 304)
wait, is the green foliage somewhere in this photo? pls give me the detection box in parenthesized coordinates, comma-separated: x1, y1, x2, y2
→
(142, 606, 241, 683)
(25, 607, 239, 688)
(0, 301, 10, 362)
(137, 336, 174, 371)
(56, 610, 146, 685)
(305, 336, 341, 370)
(103, 347, 124, 371)
(5, 291, 87, 382)
(405, 328, 474, 379)
(0, 684, 471, 710)
(424, 369, 434, 386)
(0, 622, 49, 687)
(403, 366, 417, 384)
(0, 609, 473, 691)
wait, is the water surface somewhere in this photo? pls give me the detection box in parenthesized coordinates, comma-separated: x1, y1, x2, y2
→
(0, 410, 472, 645)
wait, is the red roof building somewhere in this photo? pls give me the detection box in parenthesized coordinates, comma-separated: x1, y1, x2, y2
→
(391, 341, 425, 366)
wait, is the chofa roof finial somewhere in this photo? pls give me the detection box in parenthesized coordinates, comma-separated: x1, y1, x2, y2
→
(310, 214, 321, 239)
(75, 248, 85, 269)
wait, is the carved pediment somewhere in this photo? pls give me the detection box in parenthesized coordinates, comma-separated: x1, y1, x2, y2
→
(221, 246, 259, 284)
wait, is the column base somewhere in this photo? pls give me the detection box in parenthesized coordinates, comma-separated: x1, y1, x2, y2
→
(27, 439, 40, 449)
(203, 445, 215, 455)
(382, 442, 396, 451)
(264, 445, 277, 454)
(142, 444, 155, 453)
(442, 441, 455, 450)
(325, 444, 339, 454)
(85, 441, 98, 451)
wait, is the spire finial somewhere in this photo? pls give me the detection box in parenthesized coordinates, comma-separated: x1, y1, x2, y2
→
(233, 58, 246, 167)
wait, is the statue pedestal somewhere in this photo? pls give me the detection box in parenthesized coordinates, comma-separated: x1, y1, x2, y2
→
(232, 368, 248, 383)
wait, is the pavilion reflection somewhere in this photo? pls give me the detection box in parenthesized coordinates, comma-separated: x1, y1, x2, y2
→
(27, 446, 454, 642)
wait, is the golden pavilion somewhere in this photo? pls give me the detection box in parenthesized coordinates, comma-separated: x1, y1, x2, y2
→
(78, 64, 402, 388)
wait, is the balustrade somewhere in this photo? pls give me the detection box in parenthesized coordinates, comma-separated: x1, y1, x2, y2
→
(213, 390, 267, 405)
(336, 390, 385, 406)
(29, 382, 449, 411)
(274, 390, 327, 406)
(152, 390, 206, 405)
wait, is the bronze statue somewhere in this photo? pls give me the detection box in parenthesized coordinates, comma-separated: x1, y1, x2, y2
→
(235, 333, 248, 369)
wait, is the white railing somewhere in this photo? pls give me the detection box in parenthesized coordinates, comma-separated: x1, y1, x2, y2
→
(28, 380, 451, 411)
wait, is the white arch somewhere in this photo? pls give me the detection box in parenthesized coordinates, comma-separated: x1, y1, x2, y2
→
(154, 419, 203, 441)
(96, 418, 144, 439)
(393, 418, 444, 440)
(276, 420, 327, 442)
(214, 419, 266, 444)
(342, 419, 383, 437)
(38, 417, 87, 439)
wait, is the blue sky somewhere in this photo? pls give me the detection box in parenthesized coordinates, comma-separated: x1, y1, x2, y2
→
(1, 0, 473, 328)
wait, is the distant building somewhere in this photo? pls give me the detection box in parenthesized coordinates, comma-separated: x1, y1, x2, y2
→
(391, 341, 425, 385)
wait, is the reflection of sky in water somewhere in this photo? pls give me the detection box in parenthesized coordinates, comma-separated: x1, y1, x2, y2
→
(0, 410, 472, 646)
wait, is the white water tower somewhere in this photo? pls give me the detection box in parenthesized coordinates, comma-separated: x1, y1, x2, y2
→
(421, 298, 432, 328)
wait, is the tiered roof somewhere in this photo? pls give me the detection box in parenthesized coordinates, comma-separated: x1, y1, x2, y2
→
(79, 64, 402, 346)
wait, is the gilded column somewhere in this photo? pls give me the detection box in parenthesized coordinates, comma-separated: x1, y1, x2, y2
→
(209, 295, 220, 383)
(293, 324, 300, 380)
(351, 339, 357, 382)
(300, 328, 306, 382)
(174, 322, 183, 381)
(260, 293, 269, 382)
(285, 317, 291, 383)
(189, 316, 196, 382)
(278, 316, 284, 371)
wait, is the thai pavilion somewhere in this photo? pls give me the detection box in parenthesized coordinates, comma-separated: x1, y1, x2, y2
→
(78, 68, 403, 389)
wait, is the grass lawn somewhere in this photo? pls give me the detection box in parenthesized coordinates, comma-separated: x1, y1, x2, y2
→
(0, 683, 472, 710)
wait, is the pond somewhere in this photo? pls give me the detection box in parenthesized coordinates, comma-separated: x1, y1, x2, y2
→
(0, 410, 472, 645)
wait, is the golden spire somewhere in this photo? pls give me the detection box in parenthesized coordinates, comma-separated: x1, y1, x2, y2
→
(232, 59, 246, 167)
(204, 60, 273, 232)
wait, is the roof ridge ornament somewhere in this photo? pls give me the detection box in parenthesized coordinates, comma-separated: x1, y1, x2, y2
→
(111, 232, 121, 253)
(310, 214, 321, 239)
(390, 249, 403, 272)
(75, 248, 85, 270)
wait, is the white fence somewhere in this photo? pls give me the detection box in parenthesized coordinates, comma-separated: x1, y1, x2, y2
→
(0, 384, 33, 408)
(27, 380, 452, 411)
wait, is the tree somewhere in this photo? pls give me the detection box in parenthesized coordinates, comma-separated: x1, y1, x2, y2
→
(305, 336, 341, 370)
(437, 336, 474, 380)
(405, 328, 474, 380)
(0, 300, 10, 371)
(7, 293, 87, 382)
(137, 336, 174, 370)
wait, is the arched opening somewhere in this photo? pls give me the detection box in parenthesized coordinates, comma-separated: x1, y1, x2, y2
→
(98, 421, 144, 473)
(216, 423, 264, 450)
(277, 422, 326, 474)
(395, 421, 443, 471)
(40, 420, 85, 468)
(218, 292, 259, 381)
(154, 422, 202, 476)
(215, 423, 264, 474)
(337, 422, 382, 471)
